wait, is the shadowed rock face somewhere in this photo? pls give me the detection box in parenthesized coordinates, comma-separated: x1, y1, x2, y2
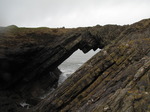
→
(0, 19, 150, 112)
(0, 24, 125, 89)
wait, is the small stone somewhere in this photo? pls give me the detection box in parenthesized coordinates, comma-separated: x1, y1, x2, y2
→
(104, 105, 110, 111)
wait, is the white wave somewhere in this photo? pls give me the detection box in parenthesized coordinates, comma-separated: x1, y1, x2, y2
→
(78, 63, 83, 66)
(20, 102, 30, 109)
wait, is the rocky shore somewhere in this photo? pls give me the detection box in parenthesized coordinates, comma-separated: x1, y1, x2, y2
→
(0, 19, 150, 112)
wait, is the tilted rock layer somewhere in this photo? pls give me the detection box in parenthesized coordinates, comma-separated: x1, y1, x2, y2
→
(0, 19, 150, 112)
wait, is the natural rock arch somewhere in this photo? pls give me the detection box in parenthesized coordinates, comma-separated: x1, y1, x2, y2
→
(0, 19, 150, 112)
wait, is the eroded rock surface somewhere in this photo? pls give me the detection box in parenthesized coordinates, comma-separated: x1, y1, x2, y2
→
(30, 19, 150, 112)
(0, 19, 150, 112)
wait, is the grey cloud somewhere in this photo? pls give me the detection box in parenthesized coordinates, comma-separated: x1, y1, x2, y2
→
(0, 0, 150, 27)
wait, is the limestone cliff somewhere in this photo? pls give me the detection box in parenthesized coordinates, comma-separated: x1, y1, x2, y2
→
(0, 19, 150, 112)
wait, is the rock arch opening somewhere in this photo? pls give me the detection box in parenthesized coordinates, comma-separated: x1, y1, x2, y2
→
(58, 49, 100, 85)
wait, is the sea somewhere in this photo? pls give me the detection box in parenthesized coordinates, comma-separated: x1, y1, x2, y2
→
(20, 49, 100, 106)
(58, 49, 100, 86)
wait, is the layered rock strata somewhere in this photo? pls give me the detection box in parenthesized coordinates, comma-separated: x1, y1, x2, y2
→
(0, 19, 149, 112)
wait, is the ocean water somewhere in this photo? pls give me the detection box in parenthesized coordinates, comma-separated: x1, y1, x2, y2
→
(19, 50, 100, 109)
(58, 49, 100, 85)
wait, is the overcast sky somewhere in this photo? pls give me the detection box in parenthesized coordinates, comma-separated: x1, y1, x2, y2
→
(0, 0, 150, 28)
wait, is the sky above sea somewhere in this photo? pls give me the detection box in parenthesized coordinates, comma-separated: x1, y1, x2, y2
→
(0, 0, 150, 28)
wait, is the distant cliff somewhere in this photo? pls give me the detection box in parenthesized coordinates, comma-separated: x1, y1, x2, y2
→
(0, 19, 150, 112)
